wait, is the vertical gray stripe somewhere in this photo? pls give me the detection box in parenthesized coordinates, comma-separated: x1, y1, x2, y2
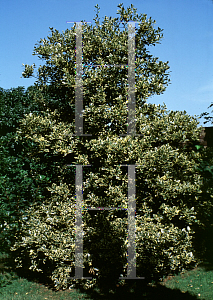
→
(75, 165, 83, 278)
(75, 22, 83, 136)
(127, 164, 136, 278)
(128, 22, 136, 136)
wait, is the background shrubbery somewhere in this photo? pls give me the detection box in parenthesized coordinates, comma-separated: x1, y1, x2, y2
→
(0, 86, 76, 253)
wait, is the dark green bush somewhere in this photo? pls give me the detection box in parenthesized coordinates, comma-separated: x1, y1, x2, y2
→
(0, 85, 75, 252)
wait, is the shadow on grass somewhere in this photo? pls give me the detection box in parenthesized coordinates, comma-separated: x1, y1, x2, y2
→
(192, 215, 213, 273)
(0, 251, 53, 290)
(74, 279, 201, 300)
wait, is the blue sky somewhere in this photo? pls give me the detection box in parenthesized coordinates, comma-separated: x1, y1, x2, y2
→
(1, 0, 213, 127)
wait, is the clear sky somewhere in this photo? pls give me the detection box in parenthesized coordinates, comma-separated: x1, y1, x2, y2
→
(1, 0, 213, 127)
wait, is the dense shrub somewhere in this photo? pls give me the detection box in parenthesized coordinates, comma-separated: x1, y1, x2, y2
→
(9, 103, 213, 291)
(6, 3, 213, 293)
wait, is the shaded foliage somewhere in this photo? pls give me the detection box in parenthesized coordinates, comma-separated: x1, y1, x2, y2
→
(0, 86, 76, 252)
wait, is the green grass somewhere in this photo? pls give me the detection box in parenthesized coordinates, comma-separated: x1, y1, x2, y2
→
(0, 250, 88, 299)
(0, 248, 213, 300)
(0, 277, 88, 299)
(160, 262, 213, 300)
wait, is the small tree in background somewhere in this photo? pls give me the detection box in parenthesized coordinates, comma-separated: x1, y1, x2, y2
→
(0, 86, 45, 252)
(200, 103, 213, 125)
(8, 3, 213, 293)
(0, 86, 77, 253)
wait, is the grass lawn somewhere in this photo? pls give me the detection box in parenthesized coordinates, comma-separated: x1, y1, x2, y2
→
(160, 262, 213, 300)
(1, 248, 213, 300)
